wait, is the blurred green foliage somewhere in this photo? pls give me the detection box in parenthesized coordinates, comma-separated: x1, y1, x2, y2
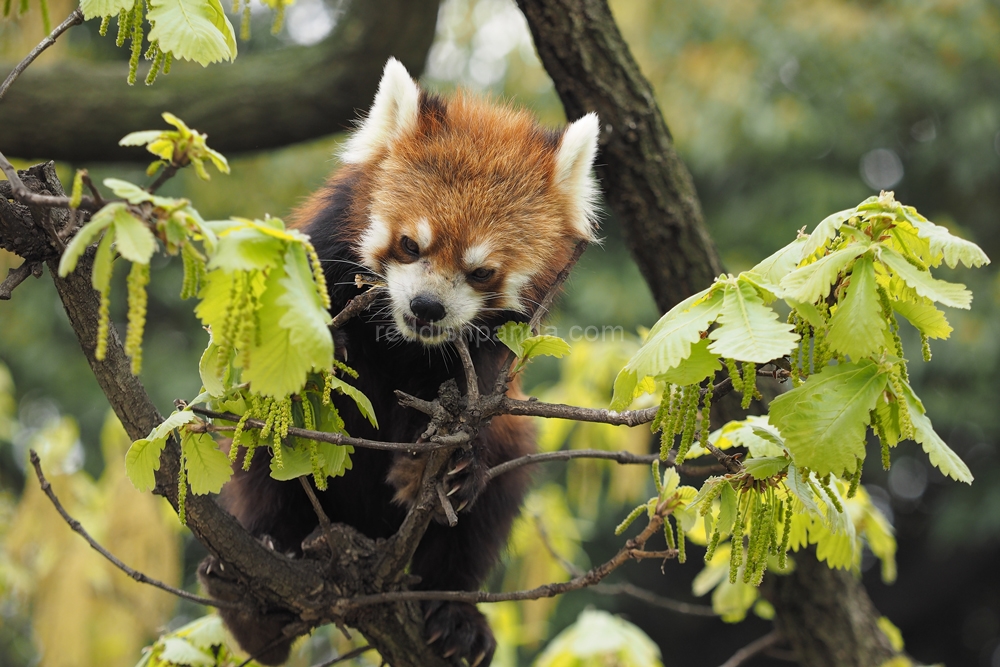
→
(2, 0, 999, 664)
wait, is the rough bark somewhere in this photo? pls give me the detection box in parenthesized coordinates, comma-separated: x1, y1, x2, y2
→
(766, 550, 898, 666)
(1, 163, 451, 667)
(516, 0, 723, 313)
(0, 0, 440, 163)
(517, 1, 899, 665)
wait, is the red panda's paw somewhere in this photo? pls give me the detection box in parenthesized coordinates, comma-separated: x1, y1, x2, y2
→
(423, 600, 496, 667)
(440, 447, 488, 517)
(197, 555, 297, 665)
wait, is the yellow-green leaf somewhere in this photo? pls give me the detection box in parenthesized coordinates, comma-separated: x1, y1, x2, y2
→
(826, 255, 886, 360)
(147, 0, 238, 66)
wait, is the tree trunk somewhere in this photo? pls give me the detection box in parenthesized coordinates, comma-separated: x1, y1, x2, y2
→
(516, 1, 898, 665)
(0, 0, 440, 163)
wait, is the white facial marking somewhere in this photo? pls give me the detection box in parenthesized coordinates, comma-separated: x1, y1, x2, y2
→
(384, 261, 484, 345)
(463, 242, 493, 268)
(415, 218, 433, 251)
(555, 112, 601, 240)
(341, 58, 421, 164)
(357, 214, 392, 270)
(501, 271, 532, 313)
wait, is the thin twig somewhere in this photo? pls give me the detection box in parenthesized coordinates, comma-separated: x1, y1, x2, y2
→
(486, 448, 722, 481)
(299, 477, 338, 560)
(338, 510, 671, 611)
(0, 8, 84, 103)
(592, 583, 716, 617)
(493, 240, 588, 394)
(80, 171, 105, 208)
(330, 285, 384, 330)
(718, 631, 783, 667)
(188, 406, 446, 453)
(147, 164, 180, 194)
(0, 259, 42, 300)
(314, 645, 375, 667)
(0, 150, 100, 212)
(453, 333, 479, 404)
(533, 514, 583, 576)
(435, 481, 459, 527)
(28, 449, 236, 609)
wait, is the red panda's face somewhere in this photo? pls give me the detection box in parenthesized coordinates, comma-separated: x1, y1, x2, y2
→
(341, 59, 600, 345)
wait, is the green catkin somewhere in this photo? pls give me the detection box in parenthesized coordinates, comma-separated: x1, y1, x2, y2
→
(230, 409, 252, 462)
(128, 2, 144, 86)
(163, 51, 173, 74)
(116, 7, 129, 47)
(726, 357, 743, 393)
(881, 438, 891, 470)
(17, 0, 25, 16)
(778, 498, 792, 569)
(700, 381, 714, 452)
(704, 527, 721, 563)
(741, 362, 756, 409)
(799, 327, 812, 377)
(663, 517, 676, 550)
(729, 516, 744, 584)
(920, 332, 932, 362)
(143, 39, 157, 60)
(145, 45, 164, 85)
(698, 482, 725, 516)
(96, 287, 111, 361)
(232, 0, 239, 11)
(331, 357, 359, 379)
(271, 0, 285, 34)
(652, 461, 662, 495)
(322, 369, 335, 404)
(3, 0, 11, 18)
(125, 262, 150, 375)
(677, 525, 686, 563)
(304, 241, 332, 309)
(742, 498, 763, 584)
(888, 372, 914, 439)
(69, 170, 84, 209)
(241, 2, 251, 41)
(259, 398, 275, 439)
(662, 385, 680, 438)
(180, 243, 199, 299)
(177, 447, 188, 524)
(99, 15, 111, 35)
(650, 384, 672, 433)
(676, 385, 699, 463)
(847, 457, 862, 498)
(615, 503, 647, 535)
(38, 0, 50, 31)
(818, 473, 844, 513)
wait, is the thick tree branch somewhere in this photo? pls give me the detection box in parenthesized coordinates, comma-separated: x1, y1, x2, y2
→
(0, 0, 441, 162)
(28, 449, 233, 609)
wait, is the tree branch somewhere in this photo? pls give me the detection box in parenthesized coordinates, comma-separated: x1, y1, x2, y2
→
(28, 448, 235, 609)
(0, 7, 83, 104)
(0, 258, 43, 300)
(718, 631, 783, 667)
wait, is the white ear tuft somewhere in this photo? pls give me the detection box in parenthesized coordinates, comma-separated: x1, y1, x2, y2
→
(554, 112, 600, 239)
(341, 58, 421, 164)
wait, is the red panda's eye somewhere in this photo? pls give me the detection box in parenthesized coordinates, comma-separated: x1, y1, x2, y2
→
(401, 236, 420, 257)
(468, 268, 495, 283)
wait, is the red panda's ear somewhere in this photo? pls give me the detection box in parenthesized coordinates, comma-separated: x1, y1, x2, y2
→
(555, 112, 601, 240)
(341, 58, 421, 164)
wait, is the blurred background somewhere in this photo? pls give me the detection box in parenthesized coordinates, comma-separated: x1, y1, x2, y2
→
(1, 0, 999, 665)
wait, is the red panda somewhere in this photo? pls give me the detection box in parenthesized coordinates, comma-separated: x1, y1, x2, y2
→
(199, 58, 600, 666)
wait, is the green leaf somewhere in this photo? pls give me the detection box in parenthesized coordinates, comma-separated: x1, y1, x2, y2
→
(707, 279, 798, 363)
(891, 299, 952, 339)
(717, 482, 737, 535)
(125, 438, 166, 492)
(92, 228, 117, 293)
(198, 338, 226, 397)
(79, 0, 133, 19)
(496, 322, 531, 357)
(826, 255, 886, 360)
(800, 207, 857, 259)
(521, 335, 571, 361)
(900, 209, 990, 269)
(745, 237, 809, 292)
(103, 177, 183, 209)
(58, 212, 115, 277)
(118, 130, 165, 147)
(879, 247, 971, 309)
(181, 429, 232, 494)
(208, 224, 286, 272)
(147, 0, 238, 66)
(894, 379, 973, 483)
(657, 339, 720, 386)
(111, 205, 157, 264)
(328, 376, 378, 429)
(780, 245, 864, 304)
(193, 268, 236, 335)
(785, 461, 822, 516)
(770, 360, 888, 478)
(159, 637, 214, 667)
(615, 288, 724, 403)
(743, 456, 790, 480)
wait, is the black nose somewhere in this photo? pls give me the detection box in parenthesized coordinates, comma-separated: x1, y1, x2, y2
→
(410, 295, 446, 322)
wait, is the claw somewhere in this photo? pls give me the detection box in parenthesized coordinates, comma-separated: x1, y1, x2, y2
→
(426, 630, 443, 645)
(447, 459, 471, 476)
(447, 483, 462, 497)
(456, 499, 469, 512)
(442, 646, 458, 659)
(471, 651, 487, 667)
